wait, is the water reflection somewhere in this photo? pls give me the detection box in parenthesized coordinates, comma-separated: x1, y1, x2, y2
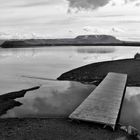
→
(120, 87, 140, 132)
(1, 81, 95, 118)
(77, 47, 115, 54)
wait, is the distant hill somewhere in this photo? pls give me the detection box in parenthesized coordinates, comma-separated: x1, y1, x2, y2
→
(1, 35, 140, 48)
(74, 35, 121, 43)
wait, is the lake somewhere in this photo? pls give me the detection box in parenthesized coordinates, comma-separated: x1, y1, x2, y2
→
(1, 46, 140, 131)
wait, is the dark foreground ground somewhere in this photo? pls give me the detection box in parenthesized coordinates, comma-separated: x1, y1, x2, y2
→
(0, 118, 136, 140)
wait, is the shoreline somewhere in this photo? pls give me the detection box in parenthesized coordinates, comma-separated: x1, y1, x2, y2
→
(0, 86, 40, 116)
(57, 58, 140, 86)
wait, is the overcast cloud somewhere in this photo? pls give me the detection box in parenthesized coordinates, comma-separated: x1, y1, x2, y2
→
(22, 0, 64, 7)
(0, 0, 140, 39)
(0, 0, 139, 9)
(66, 0, 139, 10)
(67, 0, 111, 10)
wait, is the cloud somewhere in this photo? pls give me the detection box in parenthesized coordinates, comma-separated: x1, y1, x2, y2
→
(22, 0, 64, 7)
(125, 0, 138, 4)
(67, 0, 111, 10)
(0, 0, 64, 8)
(66, 0, 140, 11)
(135, 2, 140, 6)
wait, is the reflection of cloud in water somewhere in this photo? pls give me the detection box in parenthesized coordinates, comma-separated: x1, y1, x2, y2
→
(77, 47, 115, 54)
(2, 81, 95, 118)
(3, 81, 140, 133)
(120, 87, 140, 132)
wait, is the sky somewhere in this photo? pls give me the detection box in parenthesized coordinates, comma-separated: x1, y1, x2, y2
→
(0, 0, 140, 40)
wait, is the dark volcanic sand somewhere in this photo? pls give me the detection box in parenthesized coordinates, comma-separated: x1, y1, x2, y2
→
(57, 58, 140, 86)
(0, 118, 134, 140)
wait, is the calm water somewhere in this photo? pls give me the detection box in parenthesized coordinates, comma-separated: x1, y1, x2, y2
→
(1, 46, 140, 131)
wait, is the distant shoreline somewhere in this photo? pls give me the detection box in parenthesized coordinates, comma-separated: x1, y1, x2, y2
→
(1, 35, 140, 48)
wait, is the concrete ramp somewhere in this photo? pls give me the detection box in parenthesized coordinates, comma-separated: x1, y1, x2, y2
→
(69, 72, 127, 129)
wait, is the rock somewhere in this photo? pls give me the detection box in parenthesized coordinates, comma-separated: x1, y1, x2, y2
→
(134, 53, 140, 59)
(127, 126, 138, 136)
(120, 125, 140, 139)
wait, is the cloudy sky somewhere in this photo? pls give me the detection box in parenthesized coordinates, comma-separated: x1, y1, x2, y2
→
(0, 0, 140, 39)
